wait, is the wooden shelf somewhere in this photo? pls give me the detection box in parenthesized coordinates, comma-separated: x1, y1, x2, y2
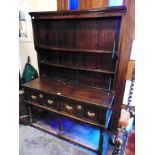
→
(30, 113, 103, 152)
(39, 61, 115, 74)
(36, 45, 113, 54)
(31, 122, 98, 153)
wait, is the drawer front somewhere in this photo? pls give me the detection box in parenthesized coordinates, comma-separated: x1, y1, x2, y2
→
(63, 102, 76, 115)
(43, 94, 58, 110)
(24, 88, 109, 125)
(62, 100, 83, 117)
(83, 107, 99, 123)
(26, 89, 44, 105)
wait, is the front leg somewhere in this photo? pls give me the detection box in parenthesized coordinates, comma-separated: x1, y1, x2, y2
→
(98, 129, 104, 155)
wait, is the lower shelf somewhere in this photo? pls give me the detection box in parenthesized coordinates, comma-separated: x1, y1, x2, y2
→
(32, 112, 59, 133)
(31, 111, 109, 154)
(61, 118, 100, 149)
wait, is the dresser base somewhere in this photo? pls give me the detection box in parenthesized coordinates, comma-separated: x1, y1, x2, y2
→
(28, 107, 109, 155)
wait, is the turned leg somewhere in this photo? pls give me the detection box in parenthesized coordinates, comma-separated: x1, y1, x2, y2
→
(58, 116, 62, 136)
(112, 128, 125, 155)
(28, 105, 33, 125)
(98, 129, 104, 155)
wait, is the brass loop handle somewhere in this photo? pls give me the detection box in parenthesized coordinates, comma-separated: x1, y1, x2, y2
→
(39, 94, 43, 98)
(87, 111, 95, 117)
(47, 100, 54, 104)
(31, 95, 36, 100)
(66, 105, 73, 110)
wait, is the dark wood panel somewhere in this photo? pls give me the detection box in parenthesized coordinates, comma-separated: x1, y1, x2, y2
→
(57, 21, 75, 48)
(39, 61, 115, 74)
(76, 19, 97, 49)
(39, 64, 114, 89)
(19, 91, 28, 116)
(37, 50, 116, 73)
(97, 18, 116, 51)
(33, 18, 118, 51)
(48, 21, 59, 47)
(109, 0, 135, 129)
(36, 45, 113, 54)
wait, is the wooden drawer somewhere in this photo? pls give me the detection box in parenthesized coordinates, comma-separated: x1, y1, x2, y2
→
(43, 94, 59, 110)
(26, 89, 44, 105)
(63, 102, 76, 115)
(62, 99, 102, 123)
(62, 100, 83, 117)
(83, 107, 100, 123)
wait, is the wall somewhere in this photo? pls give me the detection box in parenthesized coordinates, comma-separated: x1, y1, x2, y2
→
(19, 0, 57, 75)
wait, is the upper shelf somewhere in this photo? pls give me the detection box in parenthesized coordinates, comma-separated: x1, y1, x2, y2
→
(29, 6, 126, 20)
(36, 45, 114, 54)
(39, 61, 115, 74)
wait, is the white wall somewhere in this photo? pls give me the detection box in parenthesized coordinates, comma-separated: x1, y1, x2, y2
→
(19, 0, 57, 76)
(35, 0, 57, 11)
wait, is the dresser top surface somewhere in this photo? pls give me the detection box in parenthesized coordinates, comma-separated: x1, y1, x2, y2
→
(23, 78, 114, 109)
(29, 6, 126, 19)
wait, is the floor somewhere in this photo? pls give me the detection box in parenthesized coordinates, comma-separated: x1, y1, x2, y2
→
(19, 124, 117, 155)
(19, 116, 133, 155)
(20, 124, 94, 155)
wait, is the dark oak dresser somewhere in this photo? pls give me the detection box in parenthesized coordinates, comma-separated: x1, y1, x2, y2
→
(22, 6, 127, 155)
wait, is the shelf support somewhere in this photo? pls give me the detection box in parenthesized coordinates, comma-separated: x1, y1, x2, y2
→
(98, 128, 104, 155)
(108, 77, 112, 91)
(28, 105, 33, 125)
(58, 116, 63, 136)
(112, 16, 119, 59)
